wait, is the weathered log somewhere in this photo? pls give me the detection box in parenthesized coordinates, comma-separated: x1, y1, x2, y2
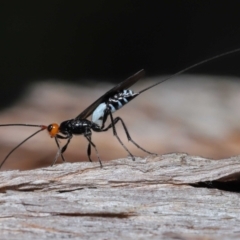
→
(0, 153, 240, 240)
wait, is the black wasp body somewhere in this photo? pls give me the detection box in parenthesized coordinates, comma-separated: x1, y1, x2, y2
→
(58, 119, 101, 136)
(1, 47, 240, 169)
(59, 89, 138, 135)
(47, 70, 150, 167)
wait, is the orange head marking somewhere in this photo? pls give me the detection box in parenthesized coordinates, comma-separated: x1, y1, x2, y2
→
(47, 123, 60, 137)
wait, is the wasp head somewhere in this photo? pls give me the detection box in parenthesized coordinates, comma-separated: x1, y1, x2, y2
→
(47, 123, 60, 137)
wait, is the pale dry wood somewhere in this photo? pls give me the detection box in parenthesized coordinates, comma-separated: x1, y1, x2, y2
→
(0, 153, 240, 240)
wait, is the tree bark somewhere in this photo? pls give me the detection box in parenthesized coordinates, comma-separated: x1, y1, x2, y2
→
(0, 153, 240, 240)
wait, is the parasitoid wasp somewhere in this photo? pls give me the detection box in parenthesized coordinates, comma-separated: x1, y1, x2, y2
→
(0, 48, 240, 169)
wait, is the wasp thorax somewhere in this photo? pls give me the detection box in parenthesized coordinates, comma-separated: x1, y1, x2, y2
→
(47, 123, 59, 137)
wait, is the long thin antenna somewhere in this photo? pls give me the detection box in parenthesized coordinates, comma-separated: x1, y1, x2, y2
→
(0, 124, 46, 128)
(139, 47, 240, 94)
(0, 125, 47, 169)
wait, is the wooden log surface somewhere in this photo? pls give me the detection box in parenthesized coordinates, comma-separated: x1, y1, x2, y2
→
(1, 75, 240, 239)
(0, 153, 240, 240)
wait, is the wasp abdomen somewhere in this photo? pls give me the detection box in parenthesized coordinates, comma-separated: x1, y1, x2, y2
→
(92, 89, 139, 127)
(108, 89, 139, 112)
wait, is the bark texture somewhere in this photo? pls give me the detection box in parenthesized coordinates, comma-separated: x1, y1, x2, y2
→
(0, 153, 240, 240)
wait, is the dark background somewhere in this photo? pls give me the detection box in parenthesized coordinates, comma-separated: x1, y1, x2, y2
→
(1, 1, 240, 108)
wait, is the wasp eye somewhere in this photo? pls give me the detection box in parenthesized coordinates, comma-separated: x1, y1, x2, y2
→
(47, 123, 59, 137)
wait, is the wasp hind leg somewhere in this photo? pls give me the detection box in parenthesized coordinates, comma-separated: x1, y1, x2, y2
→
(102, 112, 157, 159)
(100, 111, 135, 160)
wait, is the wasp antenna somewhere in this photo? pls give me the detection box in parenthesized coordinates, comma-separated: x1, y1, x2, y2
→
(139, 47, 240, 94)
(0, 127, 47, 169)
(0, 124, 47, 129)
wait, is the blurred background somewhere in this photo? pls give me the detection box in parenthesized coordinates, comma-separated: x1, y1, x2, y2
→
(1, 1, 240, 170)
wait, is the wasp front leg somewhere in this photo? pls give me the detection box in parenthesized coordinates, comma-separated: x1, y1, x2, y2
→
(52, 134, 72, 166)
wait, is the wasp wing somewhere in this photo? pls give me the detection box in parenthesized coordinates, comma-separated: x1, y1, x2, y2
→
(75, 69, 145, 120)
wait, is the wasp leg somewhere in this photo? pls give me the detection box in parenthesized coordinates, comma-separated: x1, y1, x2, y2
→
(84, 134, 102, 168)
(87, 142, 92, 162)
(84, 129, 102, 167)
(84, 129, 93, 163)
(103, 114, 157, 157)
(52, 134, 72, 166)
(102, 111, 135, 161)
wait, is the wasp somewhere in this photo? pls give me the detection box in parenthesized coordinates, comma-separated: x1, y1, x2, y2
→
(0, 48, 240, 169)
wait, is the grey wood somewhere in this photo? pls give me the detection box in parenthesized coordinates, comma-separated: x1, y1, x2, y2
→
(0, 154, 240, 239)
